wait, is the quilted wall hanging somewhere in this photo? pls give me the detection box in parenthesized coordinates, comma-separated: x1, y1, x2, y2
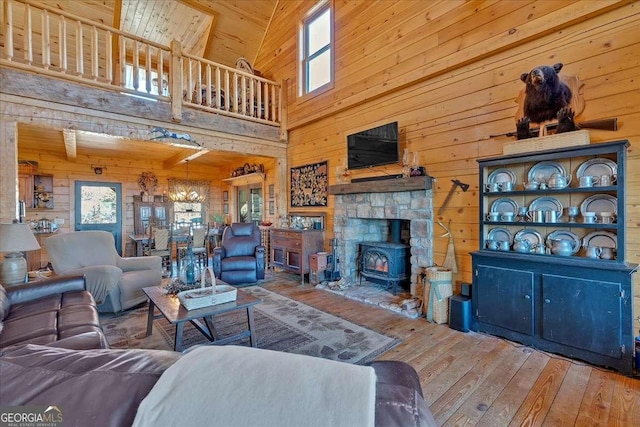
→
(290, 161, 328, 207)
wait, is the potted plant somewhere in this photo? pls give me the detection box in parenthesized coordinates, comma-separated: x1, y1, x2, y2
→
(210, 212, 225, 231)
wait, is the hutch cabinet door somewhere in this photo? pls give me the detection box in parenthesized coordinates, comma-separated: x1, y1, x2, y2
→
(476, 265, 535, 336)
(542, 274, 622, 358)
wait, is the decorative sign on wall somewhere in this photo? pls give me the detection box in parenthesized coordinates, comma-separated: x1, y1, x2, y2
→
(290, 161, 328, 207)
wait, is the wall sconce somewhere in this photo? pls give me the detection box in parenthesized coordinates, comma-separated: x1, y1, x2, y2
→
(91, 164, 107, 175)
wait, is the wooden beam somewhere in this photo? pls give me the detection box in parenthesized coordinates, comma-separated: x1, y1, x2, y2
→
(328, 176, 434, 195)
(163, 148, 210, 169)
(62, 129, 77, 161)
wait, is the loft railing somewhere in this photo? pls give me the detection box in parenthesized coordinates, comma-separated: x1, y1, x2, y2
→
(0, 0, 282, 126)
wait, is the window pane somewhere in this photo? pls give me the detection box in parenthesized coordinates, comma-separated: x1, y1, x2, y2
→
(308, 9, 330, 56)
(308, 50, 331, 92)
(173, 202, 202, 223)
(79, 186, 117, 224)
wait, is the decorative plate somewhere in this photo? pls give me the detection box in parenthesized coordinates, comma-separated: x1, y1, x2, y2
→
(514, 229, 543, 247)
(490, 198, 519, 214)
(580, 194, 617, 215)
(582, 231, 617, 249)
(576, 158, 617, 179)
(527, 161, 568, 184)
(546, 230, 581, 255)
(487, 168, 517, 184)
(528, 196, 563, 219)
(487, 227, 513, 244)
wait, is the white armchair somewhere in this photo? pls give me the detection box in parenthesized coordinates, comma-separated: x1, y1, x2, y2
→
(44, 231, 162, 313)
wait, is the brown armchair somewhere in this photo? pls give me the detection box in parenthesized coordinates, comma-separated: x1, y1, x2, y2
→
(212, 223, 265, 286)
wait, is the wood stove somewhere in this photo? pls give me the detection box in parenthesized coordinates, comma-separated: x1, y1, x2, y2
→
(358, 241, 409, 295)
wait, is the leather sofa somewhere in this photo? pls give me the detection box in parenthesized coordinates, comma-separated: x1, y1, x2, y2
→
(213, 223, 266, 286)
(0, 276, 109, 351)
(0, 344, 437, 427)
(44, 230, 163, 313)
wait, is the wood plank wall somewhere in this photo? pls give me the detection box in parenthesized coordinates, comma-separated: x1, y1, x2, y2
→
(255, 1, 640, 311)
(15, 147, 225, 257)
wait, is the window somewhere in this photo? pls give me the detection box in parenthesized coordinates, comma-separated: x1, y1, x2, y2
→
(173, 202, 203, 224)
(300, 2, 332, 95)
(124, 64, 168, 96)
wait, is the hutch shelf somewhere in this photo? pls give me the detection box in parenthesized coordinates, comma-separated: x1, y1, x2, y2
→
(471, 139, 637, 375)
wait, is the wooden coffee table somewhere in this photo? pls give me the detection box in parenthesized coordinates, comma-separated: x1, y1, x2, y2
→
(143, 284, 262, 352)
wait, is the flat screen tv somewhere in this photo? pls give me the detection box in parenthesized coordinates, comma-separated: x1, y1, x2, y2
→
(347, 122, 399, 170)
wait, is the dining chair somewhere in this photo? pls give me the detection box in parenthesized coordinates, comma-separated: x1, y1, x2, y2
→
(144, 225, 173, 277)
(178, 223, 209, 269)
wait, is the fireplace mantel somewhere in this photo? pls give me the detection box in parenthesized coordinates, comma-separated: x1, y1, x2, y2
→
(328, 176, 433, 195)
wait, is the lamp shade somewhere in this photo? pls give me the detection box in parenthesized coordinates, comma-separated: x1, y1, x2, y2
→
(0, 223, 41, 252)
(0, 223, 41, 286)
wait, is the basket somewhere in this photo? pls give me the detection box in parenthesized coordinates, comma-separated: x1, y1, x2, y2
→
(422, 267, 453, 324)
(18, 160, 38, 174)
(178, 267, 237, 310)
(503, 130, 590, 155)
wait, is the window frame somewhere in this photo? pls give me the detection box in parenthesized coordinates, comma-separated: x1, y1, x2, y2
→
(299, 0, 334, 100)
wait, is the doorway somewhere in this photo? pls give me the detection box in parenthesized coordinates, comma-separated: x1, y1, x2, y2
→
(74, 181, 123, 254)
(237, 185, 262, 224)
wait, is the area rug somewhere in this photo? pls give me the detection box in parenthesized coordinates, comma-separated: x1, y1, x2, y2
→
(100, 286, 401, 365)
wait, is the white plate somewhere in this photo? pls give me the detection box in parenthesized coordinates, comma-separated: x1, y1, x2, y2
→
(490, 198, 519, 214)
(514, 229, 543, 247)
(546, 230, 581, 255)
(582, 231, 617, 249)
(528, 161, 567, 184)
(528, 196, 563, 219)
(580, 194, 617, 215)
(576, 158, 617, 179)
(487, 227, 513, 244)
(488, 168, 517, 184)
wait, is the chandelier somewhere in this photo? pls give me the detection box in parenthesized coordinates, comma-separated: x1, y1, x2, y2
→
(167, 160, 210, 203)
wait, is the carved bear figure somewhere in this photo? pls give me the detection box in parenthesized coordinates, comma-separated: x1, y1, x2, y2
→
(516, 63, 576, 139)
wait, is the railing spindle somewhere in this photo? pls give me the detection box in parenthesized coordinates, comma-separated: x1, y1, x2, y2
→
(4, 0, 14, 61)
(23, 3, 32, 64)
(215, 66, 221, 109)
(119, 35, 126, 88)
(133, 40, 139, 90)
(42, 10, 50, 69)
(205, 64, 212, 107)
(105, 31, 112, 83)
(145, 44, 151, 93)
(224, 69, 230, 112)
(91, 26, 98, 80)
(76, 20, 83, 76)
(59, 16, 67, 72)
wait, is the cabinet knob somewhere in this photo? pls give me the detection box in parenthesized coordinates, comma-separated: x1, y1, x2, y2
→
(524, 295, 531, 300)
(544, 298, 551, 304)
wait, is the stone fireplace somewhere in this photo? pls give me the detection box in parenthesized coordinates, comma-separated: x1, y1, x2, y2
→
(329, 177, 434, 296)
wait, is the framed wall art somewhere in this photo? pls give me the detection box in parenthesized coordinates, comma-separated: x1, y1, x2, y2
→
(269, 184, 275, 199)
(223, 203, 229, 214)
(223, 191, 229, 201)
(290, 160, 328, 207)
(269, 201, 275, 215)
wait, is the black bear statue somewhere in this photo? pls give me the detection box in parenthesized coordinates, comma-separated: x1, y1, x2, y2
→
(516, 63, 578, 139)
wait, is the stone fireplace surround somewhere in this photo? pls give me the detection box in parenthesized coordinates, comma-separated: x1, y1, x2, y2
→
(329, 177, 434, 297)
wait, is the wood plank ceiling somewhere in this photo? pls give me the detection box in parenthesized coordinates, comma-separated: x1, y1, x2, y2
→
(17, 0, 278, 169)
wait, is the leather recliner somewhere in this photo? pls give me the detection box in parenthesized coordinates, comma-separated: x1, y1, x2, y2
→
(44, 231, 162, 313)
(212, 223, 265, 286)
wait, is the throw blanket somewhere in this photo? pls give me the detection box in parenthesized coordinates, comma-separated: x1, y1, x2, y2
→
(133, 345, 377, 427)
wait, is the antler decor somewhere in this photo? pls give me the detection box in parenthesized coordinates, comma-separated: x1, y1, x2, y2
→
(138, 171, 158, 195)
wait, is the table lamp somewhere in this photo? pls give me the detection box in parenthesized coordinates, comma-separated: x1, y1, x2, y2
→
(0, 222, 41, 286)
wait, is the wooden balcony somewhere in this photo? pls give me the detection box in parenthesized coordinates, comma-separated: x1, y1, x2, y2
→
(0, 0, 283, 131)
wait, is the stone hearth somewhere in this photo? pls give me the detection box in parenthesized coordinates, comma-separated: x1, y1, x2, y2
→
(329, 177, 434, 297)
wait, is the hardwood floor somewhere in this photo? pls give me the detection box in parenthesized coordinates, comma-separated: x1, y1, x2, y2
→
(262, 272, 640, 427)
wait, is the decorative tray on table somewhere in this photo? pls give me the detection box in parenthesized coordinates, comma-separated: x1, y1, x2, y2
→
(177, 267, 237, 310)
